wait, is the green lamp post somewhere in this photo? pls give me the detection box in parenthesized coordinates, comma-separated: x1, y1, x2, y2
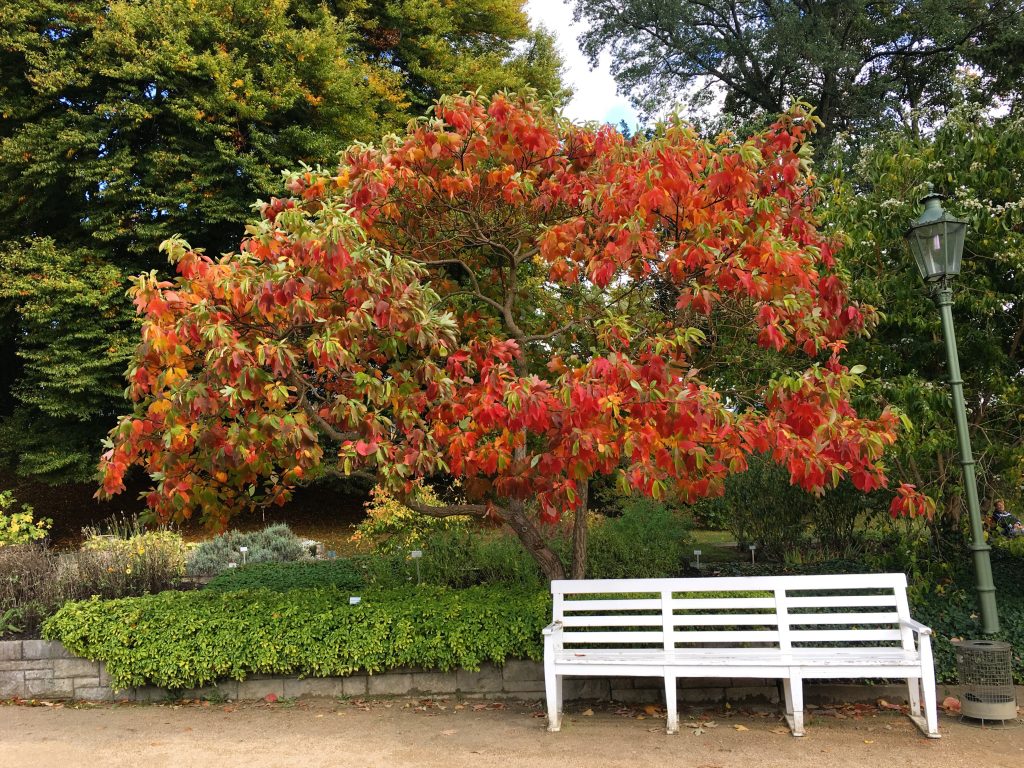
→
(904, 185, 999, 635)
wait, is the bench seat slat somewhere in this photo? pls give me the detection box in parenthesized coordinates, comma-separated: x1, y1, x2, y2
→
(552, 573, 907, 593)
(552, 648, 922, 666)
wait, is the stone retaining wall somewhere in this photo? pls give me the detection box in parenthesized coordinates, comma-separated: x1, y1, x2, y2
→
(1, 639, 1012, 707)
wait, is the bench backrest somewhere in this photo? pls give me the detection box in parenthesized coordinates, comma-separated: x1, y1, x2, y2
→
(550, 573, 915, 653)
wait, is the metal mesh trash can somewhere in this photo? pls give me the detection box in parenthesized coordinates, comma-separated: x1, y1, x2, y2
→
(952, 639, 1018, 722)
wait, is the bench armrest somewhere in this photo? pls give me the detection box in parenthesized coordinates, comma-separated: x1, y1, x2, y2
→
(900, 618, 933, 636)
(543, 621, 563, 636)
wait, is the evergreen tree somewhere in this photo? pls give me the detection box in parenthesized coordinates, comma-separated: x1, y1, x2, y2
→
(0, 0, 563, 482)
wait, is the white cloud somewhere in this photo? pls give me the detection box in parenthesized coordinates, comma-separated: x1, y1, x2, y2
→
(525, 1, 641, 128)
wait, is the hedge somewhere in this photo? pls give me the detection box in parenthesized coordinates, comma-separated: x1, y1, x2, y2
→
(43, 586, 549, 690)
(204, 560, 365, 593)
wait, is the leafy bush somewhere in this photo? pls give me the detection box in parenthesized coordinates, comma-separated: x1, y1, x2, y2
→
(205, 559, 364, 593)
(186, 524, 310, 576)
(585, 499, 691, 579)
(43, 585, 550, 690)
(0, 490, 52, 546)
(350, 484, 473, 554)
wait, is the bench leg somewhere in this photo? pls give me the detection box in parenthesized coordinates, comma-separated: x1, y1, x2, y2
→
(782, 675, 805, 737)
(664, 675, 678, 734)
(545, 668, 562, 732)
(906, 675, 922, 717)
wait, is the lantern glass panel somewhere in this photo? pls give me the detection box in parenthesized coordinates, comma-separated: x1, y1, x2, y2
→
(907, 219, 965, 281)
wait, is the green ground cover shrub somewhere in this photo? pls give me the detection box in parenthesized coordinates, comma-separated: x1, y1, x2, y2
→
(204, 559, 365, 593)
(43, 585, 550, 689)
(186, 524, 310, 576)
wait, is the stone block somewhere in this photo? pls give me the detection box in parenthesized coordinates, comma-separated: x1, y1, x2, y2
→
(185, 682, 238, 701)
(237, 678, 286, 700)
(0, 641, 22, 661)
(0, 660, 46, 672)
(342, 675, 367, 696)
(503, 679, 551, 693)
(725, 686, 778, 705)
(132, 686, 168, 703)
(563, 679, 610, 700)
(25, 669, 54, 680)
(677, 677, 724, 689)
(610, 688, 656, 704)
(412, 672, 457, 694)
(456, 664, 502, 693)
(75, 685, 114, 701)
(632, 677, 664, 689)
(26, 675, 74, 698)
(283, 678, 347, 699)
(678, 686, 724, 704)
(23, 640, 70, 659)
(53, 658, 99, 678)
(0, 670, 24, 697)
(608, 677, 637, 690)
(501, 660, 544, 683)
(368, 673, 413, 696)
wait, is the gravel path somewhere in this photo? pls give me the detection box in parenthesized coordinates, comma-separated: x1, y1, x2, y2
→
(1, 697, 1021, 768)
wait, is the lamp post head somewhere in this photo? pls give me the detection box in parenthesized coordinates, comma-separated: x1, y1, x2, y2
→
(904, 184, 967, 283)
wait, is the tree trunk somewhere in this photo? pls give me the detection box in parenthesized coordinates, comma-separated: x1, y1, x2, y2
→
(570, 481, 589, 580)
(502, 499, 566, 581)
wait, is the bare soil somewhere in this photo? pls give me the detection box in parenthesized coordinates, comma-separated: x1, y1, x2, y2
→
(1, 697, 1021, 768)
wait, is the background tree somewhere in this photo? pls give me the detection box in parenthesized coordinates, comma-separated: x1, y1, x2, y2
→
(98, 93, 931, 579)
(0, 0, 562, 482)
(571, 0, 1024, 150)
(822, 105, 1024, 527)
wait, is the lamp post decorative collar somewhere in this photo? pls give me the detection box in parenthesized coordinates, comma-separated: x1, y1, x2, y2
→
(904, 184, 999, 635)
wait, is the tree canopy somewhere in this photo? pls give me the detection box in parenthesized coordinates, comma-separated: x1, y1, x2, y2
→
(572, 0, 1024, 148)
(0, 0, 563, 481)
(98, 93, 931, 579)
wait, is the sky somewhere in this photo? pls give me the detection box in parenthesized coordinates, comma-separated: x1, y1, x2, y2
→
(524, 1, 641, 128)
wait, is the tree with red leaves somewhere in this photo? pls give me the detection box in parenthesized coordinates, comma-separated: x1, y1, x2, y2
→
(99, 92, 932, 580)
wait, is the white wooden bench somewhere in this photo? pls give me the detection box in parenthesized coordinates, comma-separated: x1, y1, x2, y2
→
(543, 573, 939, 738)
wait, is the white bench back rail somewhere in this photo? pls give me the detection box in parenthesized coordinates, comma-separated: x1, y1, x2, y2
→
(552, 573, 914, 654)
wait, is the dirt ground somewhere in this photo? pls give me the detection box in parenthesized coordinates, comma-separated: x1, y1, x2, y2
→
(1, 697, 1021, 768)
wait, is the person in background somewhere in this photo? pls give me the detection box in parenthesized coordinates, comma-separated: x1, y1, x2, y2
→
(993, 499, 1024, 538)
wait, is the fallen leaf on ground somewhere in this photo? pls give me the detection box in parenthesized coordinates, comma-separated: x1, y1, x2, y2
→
(942, 696, 961, 713)
(582, 709, 594, 717)
(683, 721, 702, 728)
(877, 699, 902, 711)
(864, 740, 875, 744)
(692, 728, 705, 736)
(643, 705, 659, 715)
(770, 727, 790, 735)
(734, 724, 749, 731)
(441, 729, 457, 736)
(263, 693, 278, 704)
(702, 721, 718, 728)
